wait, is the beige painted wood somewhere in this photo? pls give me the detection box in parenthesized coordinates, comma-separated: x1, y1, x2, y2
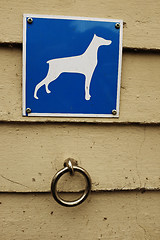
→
(1, 192, 160, 240)
(0, 48, 160, 123)
(0, 0, 160, 49)
(0, 124, 160, 192)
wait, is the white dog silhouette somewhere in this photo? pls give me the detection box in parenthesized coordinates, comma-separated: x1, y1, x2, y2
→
(34, 34, 112, 100)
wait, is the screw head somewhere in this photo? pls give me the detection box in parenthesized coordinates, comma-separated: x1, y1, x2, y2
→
(26, 108, 31, 114)
(115, 23, 120, 29)
(112, 109, 117, 115)
(27, 17, 33, 24)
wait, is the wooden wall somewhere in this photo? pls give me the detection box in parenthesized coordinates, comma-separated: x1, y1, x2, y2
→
(0, 1, 160, 239)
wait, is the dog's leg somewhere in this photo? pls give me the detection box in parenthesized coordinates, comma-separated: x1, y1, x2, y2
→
(85, 66, 97, 100)
(45, 84, 51, 94)
(44, 71, 61, 95)
(85, 68, 96, 100)
(34, 63, 60, 99)
(34, 78, 47, 99)
(85, 75, 91, 101)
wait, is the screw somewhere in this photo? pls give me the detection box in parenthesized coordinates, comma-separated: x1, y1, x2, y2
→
(26, 108, 31, 114)
(112, 109, 117, 115)
(115, 23, 120, 29)
(27, 17, 33, 24)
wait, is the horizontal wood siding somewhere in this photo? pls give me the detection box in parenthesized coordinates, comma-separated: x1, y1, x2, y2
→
(0, 124, 160, 192)
(0, 48, 160, 123)
(1, 192, 160, 240)
(0, 0, 160, 49)
(0, 1, 160, 238)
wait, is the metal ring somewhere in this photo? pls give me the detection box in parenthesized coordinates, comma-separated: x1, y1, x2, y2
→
(51, 164, 91, 207)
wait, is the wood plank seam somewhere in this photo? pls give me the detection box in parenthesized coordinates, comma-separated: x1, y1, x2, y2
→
(0, 189, 160, 194)
(1, 43, 160, 53)
(1, 121, 160, 126)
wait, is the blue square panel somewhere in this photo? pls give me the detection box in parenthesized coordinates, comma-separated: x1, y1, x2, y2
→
(23, 14, 123, 117)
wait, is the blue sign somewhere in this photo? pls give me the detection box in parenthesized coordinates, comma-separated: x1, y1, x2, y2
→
(23, 15, 123, 117)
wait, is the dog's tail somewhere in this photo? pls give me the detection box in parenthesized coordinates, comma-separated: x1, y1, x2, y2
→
(46, 60, 53, 64)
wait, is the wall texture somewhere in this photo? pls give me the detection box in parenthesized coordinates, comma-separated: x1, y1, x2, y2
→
(0, 0, 160, 239)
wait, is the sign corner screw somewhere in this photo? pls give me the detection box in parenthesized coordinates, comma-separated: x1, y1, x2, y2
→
(115, 23, 120, 29)
(112, 109, 117, 115)
(27, 17, 33, 24)
(26, 108, 31, 114)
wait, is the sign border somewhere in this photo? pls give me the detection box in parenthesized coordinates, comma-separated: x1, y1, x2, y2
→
(23, 14, 123, 118)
